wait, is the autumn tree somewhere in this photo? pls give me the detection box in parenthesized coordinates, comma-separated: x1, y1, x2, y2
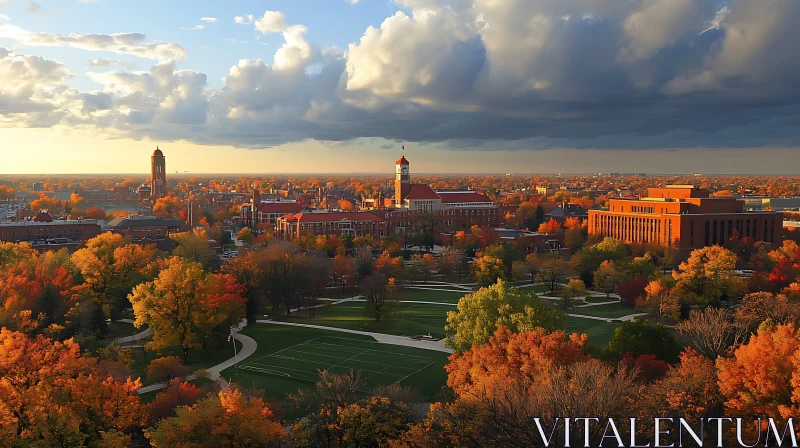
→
(643, 278, 680, 320)
(360, 273, 397, 323)
(717, 323, 800, 420)
(593, 260, 621, 298)
(445, 280, 566, 353)
(236, 227, 255, 246)
(538, 257, 570, 293)
(147, 388, 285, 447)
(129, 257, 246, 362)
(152, 195, 183, 219)
(735, 291, 800, 332)
(146, 379, 203, 426)
(71, 232, 160, 321)
(672, 246, 743, 305)
(331, 254, 357, 293)
(560, 279, 588, 309)
(146, 356, 191, 383)
(437, 246, 463, 279)
(471, 255, 506, 286)
(537, 218, 561, 234)
(638, 348, 722, 439)
(353, 245, 374, 279)
(172, 228, 216, 268)
(423, 327, 638, 448)
(522, 253, 540, 284)
(0, 329, 144, 446)
(676, 307, 749, 359)
(374, 250, 405, 280)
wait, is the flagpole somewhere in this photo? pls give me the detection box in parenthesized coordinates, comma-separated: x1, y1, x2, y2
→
(230, 326, 238, 375)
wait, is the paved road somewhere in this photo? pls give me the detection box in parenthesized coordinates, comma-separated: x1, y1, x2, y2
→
(256, 320, 453, 354)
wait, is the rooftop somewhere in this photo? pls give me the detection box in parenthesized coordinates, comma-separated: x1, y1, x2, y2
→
(0, 219, 101, 227)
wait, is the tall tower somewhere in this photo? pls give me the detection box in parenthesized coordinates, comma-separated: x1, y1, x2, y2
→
(395, 154, 410, 204)
(151, 147, 166, 201)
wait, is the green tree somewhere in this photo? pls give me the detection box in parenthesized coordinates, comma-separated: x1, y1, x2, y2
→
(236, 227, 255, 246)
(606, 318, 681, 363)
(445, 280, 566, 353)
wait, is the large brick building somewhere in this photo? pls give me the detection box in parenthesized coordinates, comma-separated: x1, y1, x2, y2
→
(107, 215, 186, 248)
(240, 189, 304, 228)
(378, 155, 499, 233)
(588, 185, 783, 256)
(276, 211, 388, 240)
(0, 218, 102, 251)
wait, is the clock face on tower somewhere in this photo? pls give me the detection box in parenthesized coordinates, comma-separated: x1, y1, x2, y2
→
(396, 165, 408, 175)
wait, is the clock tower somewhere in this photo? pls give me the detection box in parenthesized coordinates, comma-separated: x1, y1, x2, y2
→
(395, 154, 410, 204)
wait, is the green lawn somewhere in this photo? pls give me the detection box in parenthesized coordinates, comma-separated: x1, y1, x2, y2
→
(129, 341, 241, 385)
(108, 321, 137, 339)
(220, 325, 449, 402)
(571, 303, 644, 319)
(276, 300, 452, 339)
(566, 317, 620, 351)
(394, 288, 466, 304)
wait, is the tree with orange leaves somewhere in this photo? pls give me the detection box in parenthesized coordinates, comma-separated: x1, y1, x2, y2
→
(147, 388, 285, 447)
(129, 257, 246, 362)
(72, 232, 160, 321)
(407, 327, 637, 448)
(152, 194, 183, 219)
(0, 329, 144, 446)
(537, 218, 561, 234)
(147, 379, 204, 426)
(717, 322, 800, 419)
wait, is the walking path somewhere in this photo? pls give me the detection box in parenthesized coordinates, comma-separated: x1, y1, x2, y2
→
(568, 312, 649, 323)
(256, 320, 453, 354)
(135, 321, 258, 395)
(404, 286, 471, 293)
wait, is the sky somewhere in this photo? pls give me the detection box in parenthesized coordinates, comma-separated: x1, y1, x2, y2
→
(1, 0, 799, 174)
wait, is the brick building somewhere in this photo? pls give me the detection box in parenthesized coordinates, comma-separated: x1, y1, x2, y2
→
(276, 211, 388, 240)
(240, 190, 304, 228)
(588, 185, 783, 256)
(0, 219, 102, 251)
(107, 215, 186, 247)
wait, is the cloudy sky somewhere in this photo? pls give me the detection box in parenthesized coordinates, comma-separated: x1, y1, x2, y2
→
(1, 0, 799, 174)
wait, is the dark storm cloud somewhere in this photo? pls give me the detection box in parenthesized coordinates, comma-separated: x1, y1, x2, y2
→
(6, 0, 800, 150)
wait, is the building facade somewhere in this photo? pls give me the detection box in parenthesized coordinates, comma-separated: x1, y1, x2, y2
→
(276, 211, 388, 240)
(0, 219, 102, 251)
(588, 185, 783, 256)
(240, 190, 305, 228)
(107, 215, 186, 246)
(150, 147, 167, 201)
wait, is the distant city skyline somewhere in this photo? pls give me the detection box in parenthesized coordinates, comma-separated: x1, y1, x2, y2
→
(2, 0, 800, 174)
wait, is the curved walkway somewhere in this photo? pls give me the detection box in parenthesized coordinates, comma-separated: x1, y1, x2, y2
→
(135, 323, 258, 395)
(256, 320, 453, 354)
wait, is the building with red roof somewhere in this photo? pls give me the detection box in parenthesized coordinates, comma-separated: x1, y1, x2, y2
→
(382, 154, 499, 233)
(240, 190, 305, 228)
(276, 211, 388, 240)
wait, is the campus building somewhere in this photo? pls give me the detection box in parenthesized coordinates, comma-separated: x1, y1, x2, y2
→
(276, 211, 388, 240)
(107, 215, 186, 248)
(588, 185, 783, 256)
(378, 155, 499, 233)
(240, 189, 304, 228)
(0, 218, 102, 251)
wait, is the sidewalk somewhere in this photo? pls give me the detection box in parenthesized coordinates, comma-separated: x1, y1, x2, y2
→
(256, 319, 453, 354)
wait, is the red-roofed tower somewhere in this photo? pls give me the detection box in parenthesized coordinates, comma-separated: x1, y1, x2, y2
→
(395, 154, 410, 204)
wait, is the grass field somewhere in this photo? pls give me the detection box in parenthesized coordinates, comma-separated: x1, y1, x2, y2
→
(571, 303, 643, 319)
(129, 341, 241, 385)
(221, 325, 449, 402)
(566, 317, 620, 350)
(276, 300, 451, 339)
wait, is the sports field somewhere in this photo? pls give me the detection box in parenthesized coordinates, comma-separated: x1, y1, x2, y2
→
(221, 325, 450, 401)
(239, 335, 441, 388)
